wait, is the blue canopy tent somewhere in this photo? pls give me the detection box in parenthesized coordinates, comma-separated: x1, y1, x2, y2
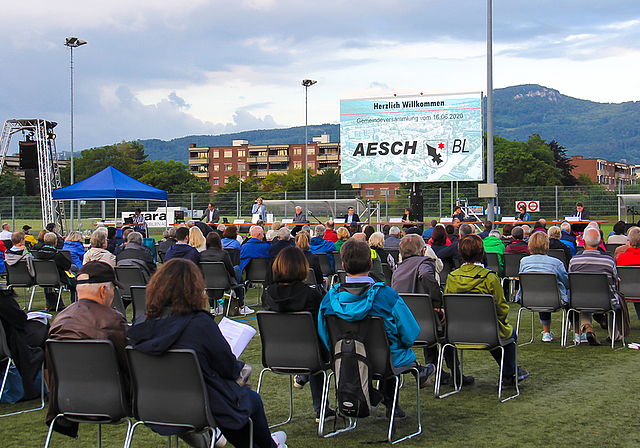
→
(52, 166, 168, 230)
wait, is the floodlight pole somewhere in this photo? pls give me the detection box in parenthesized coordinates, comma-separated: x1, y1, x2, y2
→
(65, 37, 87, 231)
(302, 79, 317, 204)
(486, 0, 495, 222)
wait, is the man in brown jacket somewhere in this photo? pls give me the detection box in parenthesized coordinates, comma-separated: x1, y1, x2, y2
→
(45, 261, 127, 438)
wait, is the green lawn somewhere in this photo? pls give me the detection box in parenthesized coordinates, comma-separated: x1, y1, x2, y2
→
(3, 286, 640, 447)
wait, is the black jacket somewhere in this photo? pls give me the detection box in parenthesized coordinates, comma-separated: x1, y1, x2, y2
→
(116, 242, 157, 276)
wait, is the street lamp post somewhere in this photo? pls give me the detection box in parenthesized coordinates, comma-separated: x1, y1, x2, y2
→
(64, 37, 87, 231)
(302, 79, 317, 205)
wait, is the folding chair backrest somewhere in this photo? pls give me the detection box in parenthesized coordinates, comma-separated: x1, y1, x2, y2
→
(484, 253, 501, 276)
(59, 250, 73, 265)
(201, 262, 233, 292)
(33, 259, 62, 288)
(618, 266, 640, 300)
(130, 286, 147, 323)
(439, 258, 453, 285)
(386, 249, 399, 264)
(332, 251, 342, 272)
(399, 293, 438, 347)
(112, 287, 127, 318)
(518, 273, 563, 310)
(126, 348, 215, 431)
(115, 266, 147, 298)
(304, 268, 316, 285)
(316, 253, 333, 276)
(605, 243, 624, 254)
(225, 248, 240, 267)
(46, 339, 130, 421)
(568, 272, 612, 312)
(548, 249, 568, 268)
(442, 294, 502, 348)
(245, 258, 269, 283)
(6, 261, 35, 288)
(336, 270, 347, 284)
(503, 253, 527, 278)
(325, 315, 391, 379)
(381, 263, 392, 285)
(257, 311, 329, 374)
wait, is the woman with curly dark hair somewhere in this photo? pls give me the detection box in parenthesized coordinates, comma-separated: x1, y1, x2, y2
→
(128, 258, 286, 448)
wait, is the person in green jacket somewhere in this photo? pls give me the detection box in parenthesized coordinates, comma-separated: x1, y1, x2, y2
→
(445, 235, 529, 387)
(483, 229, 506, 269)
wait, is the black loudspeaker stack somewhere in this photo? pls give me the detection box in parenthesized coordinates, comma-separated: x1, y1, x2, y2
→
(19, 140, 38, 170)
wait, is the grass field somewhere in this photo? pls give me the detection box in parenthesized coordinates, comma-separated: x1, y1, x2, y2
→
(2, 283, 640, 448)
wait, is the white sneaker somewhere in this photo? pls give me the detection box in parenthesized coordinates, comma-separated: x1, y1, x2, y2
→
(217, 304, 224, 315)
(574, 333, 588, 343)
(271, 430, 287, 448)
(541, 332, 553, 342)
(240, 305, 255, 315)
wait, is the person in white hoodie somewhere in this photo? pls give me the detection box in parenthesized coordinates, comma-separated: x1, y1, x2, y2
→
(82, 229, 116, 267)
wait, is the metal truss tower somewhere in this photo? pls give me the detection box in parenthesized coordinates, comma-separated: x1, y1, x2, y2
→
(0, 119, 66, 230)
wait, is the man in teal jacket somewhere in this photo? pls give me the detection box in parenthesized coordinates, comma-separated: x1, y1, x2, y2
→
(318, 239, 434, 419)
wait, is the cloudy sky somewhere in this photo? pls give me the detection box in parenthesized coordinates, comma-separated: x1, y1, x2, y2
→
(1, 1, 639, 157)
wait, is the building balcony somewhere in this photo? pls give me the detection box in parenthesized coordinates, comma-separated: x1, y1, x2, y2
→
(317, 153, 339, 161)
(269, 155, 289, 163)
(193, 172, 209, 179)
(257, 170, 268, 177)
(189, 157, 209, 165)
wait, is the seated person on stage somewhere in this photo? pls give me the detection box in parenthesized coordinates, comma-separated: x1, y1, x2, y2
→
(516, 204, 531, 222)
(343, 206, 360, 225)
(505, 226, 530, 254)
(560, 221, 577, 256)
(262, 247, 334, 423)
(132, 209, 148, 238)
(568, 227, 622, 345)
(116, 231, 157, 281)
(572, 202, 590, 221)
(452, 206, 464, 222)
(128, 259, 286, 448)
(548, 226, 572, 262)
(517, 232, 569, 343)
(422, 220, 438, 239)
(445, 235, 529, 387)
(46, 261, 128, 438)
(202, 202, 220, 225)
(384, 226, 402, 249)
(318, 239, 436, 419)
(33, 232, 77, 311)
(293, 206, 307, 224)
(392, 234, 473, 386)
(309, 225, 336, 271)
(165, 227, 200, 265)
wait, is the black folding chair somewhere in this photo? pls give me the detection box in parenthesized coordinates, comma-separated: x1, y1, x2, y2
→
(548, 249, 569, 269)
(0, 321, 45, 417)
(516, 273, 567, 347)
(485, 252, 502, 276)
(126, 348, 249, 448)
(201, 262, 246, 316)
(438, 258, 454, 285)
(439, 294, 519, 402)
(59, 250, 73, 265)
(44, 339, 132, 447)
(256, 311, 329, 434)
(114, 266, 147, 301)
(323, 316, 422, 443)
(381, 263, 393, 285)
(303, 268, 317, 285)
(618, 266, 640, 319)
(316, 253, 334, 277)
(33, 259, 64, 311)
(503, 253, 528, 301)
(111, 287, 127, 320)
(130, 286, 147, 323)
(244, 258, 269, 306)
(5, 260, 36, 310)
(566, 272, 624, 350)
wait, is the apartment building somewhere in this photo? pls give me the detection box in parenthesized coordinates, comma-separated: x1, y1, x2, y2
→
(571, 155, 636, 191)
(188, 135, 401, 198)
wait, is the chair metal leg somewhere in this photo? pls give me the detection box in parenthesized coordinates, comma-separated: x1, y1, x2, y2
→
(257, 368, 294, 429)
(390, 368, 422, 444)
(564, 309, 580, 348)
(1, 361, 45, 417)
(27, 286, 36, 311)
(516, 308, 536, 347)
(498, 342, 520, 403)
(437, 343, 462, 399)
(44, 414, 63, 448)
(97, 423, 102, 448)
(320, 372, 357, 438)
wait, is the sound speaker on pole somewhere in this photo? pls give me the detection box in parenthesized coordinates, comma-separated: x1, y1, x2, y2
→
(25, 169, 39, 196)
(19, 141, 38, 170)
(409, 182, 424, 227)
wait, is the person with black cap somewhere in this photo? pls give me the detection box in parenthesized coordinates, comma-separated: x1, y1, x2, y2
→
(45, 223, 64, 249)
(22, 225, 37, 247)
(46, 261, 129, 439)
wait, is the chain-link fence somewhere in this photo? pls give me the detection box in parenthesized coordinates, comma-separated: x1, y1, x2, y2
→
(0, 184, 632, 235)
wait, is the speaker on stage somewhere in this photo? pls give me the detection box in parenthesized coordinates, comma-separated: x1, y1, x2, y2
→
(24, 169, 39, 196)
(409, 183, 423, 224)
(19, 140, 38, 170)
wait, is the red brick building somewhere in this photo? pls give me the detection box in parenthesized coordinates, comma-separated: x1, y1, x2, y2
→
(570, 155, 635, 191)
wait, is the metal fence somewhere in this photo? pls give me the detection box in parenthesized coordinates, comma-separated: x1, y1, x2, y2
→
(0, 184, 633, 234)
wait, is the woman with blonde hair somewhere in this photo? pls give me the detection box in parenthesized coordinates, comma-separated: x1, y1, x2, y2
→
(189, 226, 206, 252)
(295, 231, 325, 288)
(334, 227, 350, 251)
(62, 230, 86, 270)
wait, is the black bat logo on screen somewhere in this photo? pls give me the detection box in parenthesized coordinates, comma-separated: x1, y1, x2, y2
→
(426, 143, 443, 165)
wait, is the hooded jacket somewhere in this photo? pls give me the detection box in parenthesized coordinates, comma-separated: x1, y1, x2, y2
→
(318, 282, 420, 368)
(4, 247, 35, 276)
(262, 280, 323, 324)
(309, 237, 336, 270)
(62, 241, 86, 268)
(483, 236, 506, 268)
(444, 264, 513, 339)
(127, 310, 251, 431)
(83, 247, 116, 267)
(164, 242, 200, 265)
